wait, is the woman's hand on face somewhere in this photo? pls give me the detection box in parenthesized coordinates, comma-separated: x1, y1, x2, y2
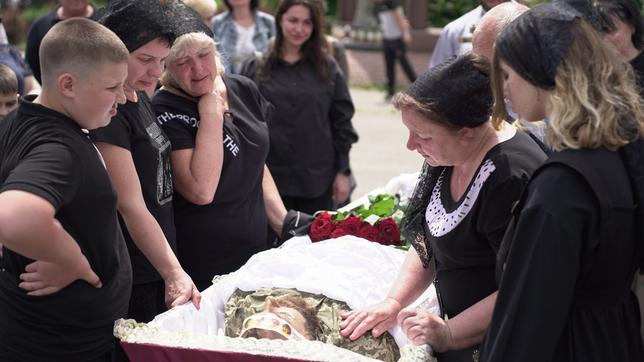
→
(339, 297, 402, 341)
(197, 91, 225, 121)
(397, 307, 453, 351)
(164, 270, 201, 310)
(18, 255, 102, 296)
(332, 173, 351, 205)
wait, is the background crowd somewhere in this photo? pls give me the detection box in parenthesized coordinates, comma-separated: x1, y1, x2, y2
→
(0, 1, 642, 362)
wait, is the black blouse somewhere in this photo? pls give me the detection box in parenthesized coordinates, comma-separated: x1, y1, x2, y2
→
(423, 131, 545, 318)
(240, 55, 358, 198)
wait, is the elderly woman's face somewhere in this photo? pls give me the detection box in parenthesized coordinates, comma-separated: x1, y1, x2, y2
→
(401, 108, 462, 167)
(168, 44, 217, 97)
(499, 60, 548, 122)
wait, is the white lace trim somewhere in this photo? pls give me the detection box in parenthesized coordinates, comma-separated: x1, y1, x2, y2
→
(425, 159, 496, 237)
(114, 319, 434, 362)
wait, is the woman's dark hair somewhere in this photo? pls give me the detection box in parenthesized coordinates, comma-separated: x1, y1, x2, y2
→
(223, 0, 259, 11)
(393, 52, 494, 129)
(595, 0, 644, 50)
(259, 0, 330, 81)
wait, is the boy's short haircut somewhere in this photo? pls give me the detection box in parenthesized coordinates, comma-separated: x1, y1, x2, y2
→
(39, 17, 129, 86)
(0, 63, 18, 96)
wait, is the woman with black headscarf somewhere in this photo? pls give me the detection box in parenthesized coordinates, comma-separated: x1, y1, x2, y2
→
(481, 3, 644, 361)
(339, 52, 546, 362)
(89, 0, 203, 321)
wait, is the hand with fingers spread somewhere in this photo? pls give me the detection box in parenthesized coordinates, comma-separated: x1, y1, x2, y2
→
(339, 297, 402, 341)
(19, 254, 102, 296)
(397, 307, 453, 352)
(164, 270, 201, 310)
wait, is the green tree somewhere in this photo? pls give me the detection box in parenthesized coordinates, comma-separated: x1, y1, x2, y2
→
(428, 0, 478, 27)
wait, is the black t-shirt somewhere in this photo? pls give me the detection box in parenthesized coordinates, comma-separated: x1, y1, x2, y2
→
(152, 74, 271, 280)
(421, 131, 546, 318)
(239, 56, 357, 198)
(0, 96, 132, 361)
(90, 92, 176, 285)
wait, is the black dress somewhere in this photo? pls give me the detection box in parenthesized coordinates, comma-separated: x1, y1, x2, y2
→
(152, 74, 271, 287)
(415, 131, 546, 362)
(480, 149, 644, 362)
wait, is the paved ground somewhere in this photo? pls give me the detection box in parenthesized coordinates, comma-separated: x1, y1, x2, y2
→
(344, 48, 429, 198)
(346, 48, 431, 87)
(347, 87, 424, 198)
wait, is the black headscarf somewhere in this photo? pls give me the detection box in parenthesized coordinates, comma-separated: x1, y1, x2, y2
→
(495, 2, 581, 90)
(406, 54, 493, 128)
(553, 0, 603, 31)
(99, 0, 212, 52)
(165, 0, 214, 38)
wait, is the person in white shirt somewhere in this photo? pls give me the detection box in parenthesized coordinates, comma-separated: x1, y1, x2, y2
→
(428, 0, 508, 69)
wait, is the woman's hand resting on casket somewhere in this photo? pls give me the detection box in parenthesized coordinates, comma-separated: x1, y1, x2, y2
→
(397, 307, 453, 351)
(164, 269, 201, 309)
(339, 297, 402, 341)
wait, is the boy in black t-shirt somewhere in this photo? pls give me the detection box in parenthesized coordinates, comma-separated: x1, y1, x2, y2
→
(0, 18, 132, 361)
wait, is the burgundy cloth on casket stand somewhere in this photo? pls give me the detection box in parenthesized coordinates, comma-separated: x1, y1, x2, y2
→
(121, 342, 315, 362)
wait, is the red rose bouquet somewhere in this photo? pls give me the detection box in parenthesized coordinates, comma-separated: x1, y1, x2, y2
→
(308, 194, 408, 248)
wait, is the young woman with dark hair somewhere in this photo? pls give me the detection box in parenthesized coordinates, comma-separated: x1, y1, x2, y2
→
(240, 0, 358, 214)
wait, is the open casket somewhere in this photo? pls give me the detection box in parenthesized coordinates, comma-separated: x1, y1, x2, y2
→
(115, 173, 436, 361)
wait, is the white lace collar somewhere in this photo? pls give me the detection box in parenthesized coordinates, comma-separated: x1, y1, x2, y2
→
(425, 159, 496, 237)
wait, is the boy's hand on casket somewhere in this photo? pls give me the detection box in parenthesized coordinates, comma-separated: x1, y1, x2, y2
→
(397, 307, 453, 351)
(164, 270, 201, 310)
(18, 254, 102, 296)
(281, 209, 315, 241)
(339, 297, 402, 341)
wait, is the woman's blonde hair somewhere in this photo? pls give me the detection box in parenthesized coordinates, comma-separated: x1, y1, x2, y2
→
(492, 19, 644, 151)
(160, 32, 225, 89)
